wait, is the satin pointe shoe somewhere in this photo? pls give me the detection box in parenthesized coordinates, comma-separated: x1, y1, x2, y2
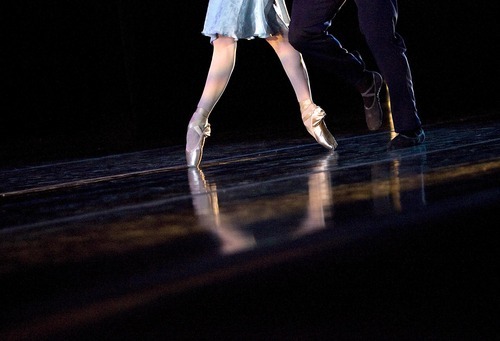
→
(301, 100, 338, 150)
(186, 110, 211, 168)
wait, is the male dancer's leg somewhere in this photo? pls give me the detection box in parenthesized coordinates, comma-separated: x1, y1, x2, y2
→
(288, 0, 366, 87)
(355, 0, 421, 132)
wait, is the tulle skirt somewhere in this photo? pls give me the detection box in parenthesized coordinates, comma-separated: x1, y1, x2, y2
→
(202, 0, 289, 43)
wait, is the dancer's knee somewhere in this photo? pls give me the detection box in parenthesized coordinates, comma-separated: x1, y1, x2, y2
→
(288, 23, 326, 52)
(288, 24, 310, 52)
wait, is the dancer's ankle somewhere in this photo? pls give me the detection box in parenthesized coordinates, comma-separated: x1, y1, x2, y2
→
(299, 99, 313, 113)
(189, 107, 210, 126)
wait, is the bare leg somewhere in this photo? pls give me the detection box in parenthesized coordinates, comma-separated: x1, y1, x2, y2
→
(195, 36, 237, 116)
(186, 36, 237, 167)
(266, 33, 337, 150)
(265, 33, 311, 103)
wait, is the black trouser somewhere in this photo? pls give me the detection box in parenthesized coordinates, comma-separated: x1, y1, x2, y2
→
(289, 0, 421, 132)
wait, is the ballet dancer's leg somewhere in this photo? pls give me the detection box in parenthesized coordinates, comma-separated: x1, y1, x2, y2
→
(186, 36, 237, 167)
(266, 33, 337, 149)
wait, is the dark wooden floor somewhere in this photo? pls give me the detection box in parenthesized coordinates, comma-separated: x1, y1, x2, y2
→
(1, 113, 499, 340)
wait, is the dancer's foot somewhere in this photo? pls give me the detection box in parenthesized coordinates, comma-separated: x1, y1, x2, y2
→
(300, 99, 338, 150)
(186, 108, 211, 168)
(361, 71, 384, 131)
(387, 127, 425, 150)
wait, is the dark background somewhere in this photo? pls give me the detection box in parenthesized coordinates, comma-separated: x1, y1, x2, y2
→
(4, 1, 498, 165)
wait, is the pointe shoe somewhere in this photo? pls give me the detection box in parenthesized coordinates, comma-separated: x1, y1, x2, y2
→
(301, 102, 338, 150)
(186, 120, 211, 168)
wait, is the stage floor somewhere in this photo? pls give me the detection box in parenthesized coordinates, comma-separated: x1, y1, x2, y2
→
(1, 114, 499, 339)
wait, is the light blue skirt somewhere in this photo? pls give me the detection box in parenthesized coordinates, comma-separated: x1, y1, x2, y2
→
(202, 0, 289, 43)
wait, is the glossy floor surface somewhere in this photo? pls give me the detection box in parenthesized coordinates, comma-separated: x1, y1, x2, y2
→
(1, 114, 499, 339)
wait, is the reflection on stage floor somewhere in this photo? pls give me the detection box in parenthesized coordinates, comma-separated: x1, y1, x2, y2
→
(1, 114, 499, 339)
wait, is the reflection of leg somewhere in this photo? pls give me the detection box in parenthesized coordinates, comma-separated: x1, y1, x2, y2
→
(187, 168, 255, 254)
(266, 34, 337, 150)
(389, 152, 427, 210)
(369, 151, 427, 213)
(187, 167, 220, 224)
(370, 162, 393, 213)
(296, 153, 336, 236)
(186, 37, 237, 167)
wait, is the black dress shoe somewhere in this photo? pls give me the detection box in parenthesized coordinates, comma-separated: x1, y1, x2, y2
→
(387, 128, 425, 150)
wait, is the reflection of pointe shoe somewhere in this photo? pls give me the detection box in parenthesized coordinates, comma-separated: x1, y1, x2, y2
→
(301, 101, 338, 150)
(186, 120, 211, 168)
(187, 167, 219, 224)
(187, 167, 208, 195)
(313, 151, 338, 173)
(294, 152, 334, 237)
